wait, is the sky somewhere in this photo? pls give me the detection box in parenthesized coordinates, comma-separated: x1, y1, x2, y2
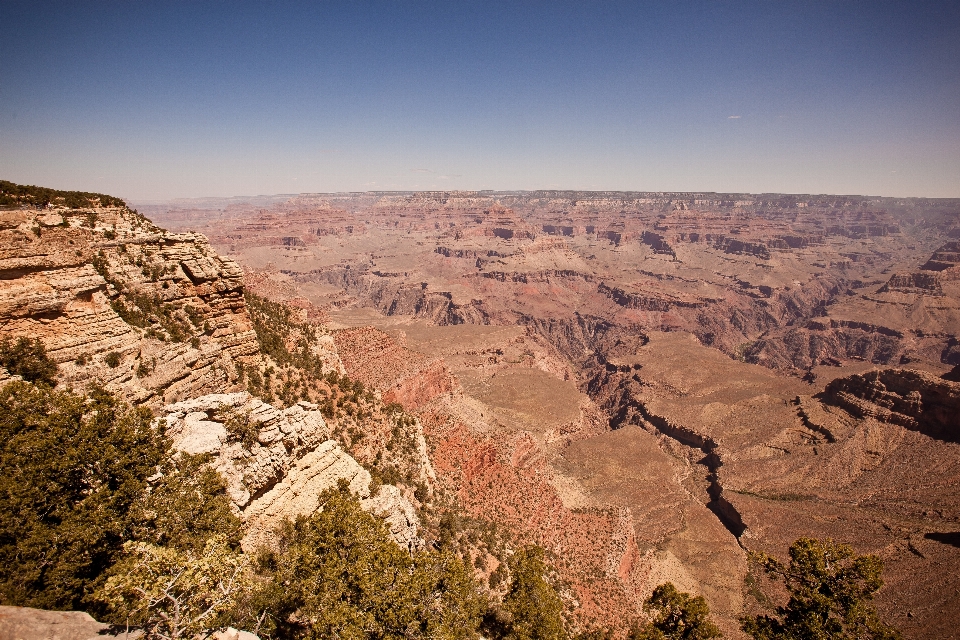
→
(1, 1, 958, 200)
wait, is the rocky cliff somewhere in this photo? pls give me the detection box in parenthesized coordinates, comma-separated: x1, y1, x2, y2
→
(13, 186, 953, 637)
(0, 605, 116, 640)
(820, 368, 960, 442)
(161, 190, 960, 376)
(0, 206, 259, 407)
(138, 189, 960, 637)
(0, 199, 426, 555)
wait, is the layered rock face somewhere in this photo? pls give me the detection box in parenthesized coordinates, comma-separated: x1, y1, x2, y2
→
(0, 203, 424, 557)
(324, 323, 732, 633)
(160, 392, 422, 551)
(820, 368, 960, 441)
(0, 199, 447, 636)
(580, 332, 960, 638)
(156, 191, 960, 375)
(0, 206, 259, 407)
(162, 392, 332, 509)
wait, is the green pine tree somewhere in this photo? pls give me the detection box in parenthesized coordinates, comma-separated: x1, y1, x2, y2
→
(741, 538, 901, 640)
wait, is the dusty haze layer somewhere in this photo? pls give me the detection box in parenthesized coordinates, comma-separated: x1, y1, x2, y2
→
(141, 190, 960, 638)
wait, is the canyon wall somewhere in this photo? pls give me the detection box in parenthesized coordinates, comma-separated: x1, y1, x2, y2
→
(0, 206, 259, 407)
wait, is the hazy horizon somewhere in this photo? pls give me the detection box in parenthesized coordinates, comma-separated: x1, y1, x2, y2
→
(3, 1, 959, 201)
(128, 189, 960, 210)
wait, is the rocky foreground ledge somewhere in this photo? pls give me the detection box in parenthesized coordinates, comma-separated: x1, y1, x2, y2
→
(0, 605, 258, 640)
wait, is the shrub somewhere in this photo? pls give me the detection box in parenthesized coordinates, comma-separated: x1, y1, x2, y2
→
(97, 535, 251, 640)
(484, 545, 566, 640)
(0, 383, 165, 610)
(0, 337, 58, 385)
(184, 305, 204, 327)
(221, 408, 260, 450)
(104, 351, 121, 368)
(135, 359, 152, 378)
(252, 481, 486, 639)
(0, 383, 242, 616)
(629, 583, 722, 640)
(741, 538, 901, 640)
(131, 453, 242, 553)
(0, 180, 126, 209)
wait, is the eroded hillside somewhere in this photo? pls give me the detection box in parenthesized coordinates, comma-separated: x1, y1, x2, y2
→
(0, 205, 259, 405)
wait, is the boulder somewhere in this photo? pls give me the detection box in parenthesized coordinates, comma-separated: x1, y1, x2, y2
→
(0, 606, 114, 640)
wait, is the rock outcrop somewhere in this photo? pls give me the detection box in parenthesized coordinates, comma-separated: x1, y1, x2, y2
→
(0, 605, 260, 640)
(161, 392, 330, 508)
(0, 605, 114, 640)
(820, 368, 960, 442)
(0, 198, 431, 633)
(160, 392, 422, 552)
(238, 439, 373, 550)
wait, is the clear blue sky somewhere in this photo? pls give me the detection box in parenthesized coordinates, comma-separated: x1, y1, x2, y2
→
(2, 1, 958, 199)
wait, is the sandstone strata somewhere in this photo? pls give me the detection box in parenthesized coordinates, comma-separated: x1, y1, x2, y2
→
(0, 206, 260, 407)
(820, 368, 960, 441)
(166, 191, 959, 375)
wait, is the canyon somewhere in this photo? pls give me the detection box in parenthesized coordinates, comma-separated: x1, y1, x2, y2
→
(2, 190, 958, 637)
(142, 190, 960, 638)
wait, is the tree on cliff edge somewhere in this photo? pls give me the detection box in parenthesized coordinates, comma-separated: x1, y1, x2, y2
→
(485, 545, 567, 640)
(0, 382, 240, 615)
(0, 337, 58, 386)
(97, 535, 251, 640)
(629, 582, 722, 640)
(251, 481, 486, 639)
(0, 382, 164, 609)
(741, 538, 901, 640)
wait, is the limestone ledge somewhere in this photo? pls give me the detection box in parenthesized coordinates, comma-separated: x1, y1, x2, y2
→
(160, 392, 422, 552)
(0, 605, 258, 640)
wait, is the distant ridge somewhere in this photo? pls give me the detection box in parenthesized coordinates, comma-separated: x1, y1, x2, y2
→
(133, 189, 960, 210)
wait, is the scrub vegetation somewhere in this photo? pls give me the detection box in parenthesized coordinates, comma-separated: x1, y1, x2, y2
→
(0, 380, 576, 639)
(0, 179, 126, 209)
